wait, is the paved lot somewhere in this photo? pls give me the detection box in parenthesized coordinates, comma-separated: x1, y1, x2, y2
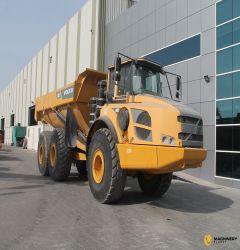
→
(0, 146, 240, 250)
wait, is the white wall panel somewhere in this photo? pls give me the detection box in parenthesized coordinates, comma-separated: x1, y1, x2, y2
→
(66, 13, 79, 83)
(22, 66, 28, 126)
(12, 78, 17, 120)
(19, 71, 24, 125)
(5, 86, 9, 127)
(36, 50, 43, 98)
(0, 89, 3, 117)
(79, 0, 93, 73)
(31, 57, 37, 104)
(49, 35, 57, 92)
(15, 74, 20, 124)
(57, 25, 67, 88)
(26, 61, 32, 121)
(0, 0, 100, 128)
(9, 82, 13, 117)
(42, 43, 50, 95)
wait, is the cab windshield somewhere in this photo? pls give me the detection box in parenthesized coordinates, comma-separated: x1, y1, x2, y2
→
(109, 61, 175, 100)
(132, 64, 162, 96)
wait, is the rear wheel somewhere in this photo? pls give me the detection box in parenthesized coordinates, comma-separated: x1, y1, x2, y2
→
(87, 128, 126, 204)
(37, 131, 53, 176)
(48, 128, 72, 181)
(137, 172, 172, 197)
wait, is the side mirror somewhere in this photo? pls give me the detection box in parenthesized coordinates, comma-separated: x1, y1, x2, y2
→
(114, 56, 121, 81)
(176, 76, 182, 99)
(176, 76, 181, 91)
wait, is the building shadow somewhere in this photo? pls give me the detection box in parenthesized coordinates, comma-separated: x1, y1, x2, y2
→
(0, 166, 11, 172)
(0, 150, 23, 161)
(116, 178, 234, 214)
(0, 155, 23, 161)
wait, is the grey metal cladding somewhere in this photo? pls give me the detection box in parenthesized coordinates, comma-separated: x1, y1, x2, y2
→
(188, 80, 201, 104)
(187, 0, 201, 16)
(155, 6, 166, 32)
(201, 5, 215, 32)
(188, 12, 201, 36)
(166, 0, 177, 26)
(201, 52, 215, 77)
(202, 28, 215, 55)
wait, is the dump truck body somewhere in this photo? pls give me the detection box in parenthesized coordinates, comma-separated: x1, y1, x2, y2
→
(35, 55, 207, 203)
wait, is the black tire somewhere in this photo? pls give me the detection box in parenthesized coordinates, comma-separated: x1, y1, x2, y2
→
(76, 160, 87, 176)
(87, 128, 126, 204)
(137, 172, 172, 197)
(48, 128, 72, 182)
(37, 131, 53, 176)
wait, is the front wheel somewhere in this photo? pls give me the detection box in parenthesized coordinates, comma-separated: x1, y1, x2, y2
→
(87, 128, 126, 204)
(137, 172, 172, 197)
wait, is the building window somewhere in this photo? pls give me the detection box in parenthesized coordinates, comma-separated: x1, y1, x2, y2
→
(216, 0, 240, 180)
(28, 106, 37, 126)
(0, 118, 4, 130)
(10, 114, 15, 127)
(217, 72, 240, 99)
(217, 0, 240, 25)
(216, 19, 240, 49)
(217, 44, 240, 74)
(144, 34, 201, 66)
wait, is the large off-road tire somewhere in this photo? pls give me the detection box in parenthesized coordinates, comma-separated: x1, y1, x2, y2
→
(137, 172, 172, 197)
(87, 128, 126, 204)
(37, 131, 53, 176)
(48, 128, 72, 182)
(76, 160, 87, 176)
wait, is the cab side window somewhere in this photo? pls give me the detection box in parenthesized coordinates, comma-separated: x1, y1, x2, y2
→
(109, 63, 132, 96)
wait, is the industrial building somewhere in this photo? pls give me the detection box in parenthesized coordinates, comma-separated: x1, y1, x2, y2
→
(0, 0, 240, 188)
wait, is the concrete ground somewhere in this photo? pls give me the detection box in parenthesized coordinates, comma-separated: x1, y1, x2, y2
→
(0, 146, 240, 250)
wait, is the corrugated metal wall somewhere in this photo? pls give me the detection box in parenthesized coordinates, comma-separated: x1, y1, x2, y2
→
(105, 0, 130, 24)
(0, 0, 138, 128)
(0, 0, 101, 128)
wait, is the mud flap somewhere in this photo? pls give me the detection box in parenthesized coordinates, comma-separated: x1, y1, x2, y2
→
(65, 108, 79, 148)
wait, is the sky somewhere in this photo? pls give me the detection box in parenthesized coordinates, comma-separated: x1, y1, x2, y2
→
(0, 0, 87, 91)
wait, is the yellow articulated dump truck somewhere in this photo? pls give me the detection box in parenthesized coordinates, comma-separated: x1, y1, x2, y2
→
(35, 53, 207, 204)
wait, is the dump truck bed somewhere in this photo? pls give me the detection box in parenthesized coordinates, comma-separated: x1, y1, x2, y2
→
(35, 68, 107, 136)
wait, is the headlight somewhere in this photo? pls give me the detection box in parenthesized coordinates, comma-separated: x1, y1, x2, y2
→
(117, 107, 129, 132)
(161, 134, 175, 145)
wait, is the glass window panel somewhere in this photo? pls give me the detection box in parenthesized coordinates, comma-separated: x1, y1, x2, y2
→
(217, 74, 233, 99)
(217, 22, 233, 49)
(233, 45, 240, 71)
(233, 19, 240, 44)
(217, 126, 233, 150)
(233, 153, 240, 179)
(217, 47, 233, 74)
(216, 99, 233, 124)
(233, 98, 240, 123)
(233, 0, 240, 19)
(145, 34, 200, 66)
(217, 0, 233, 25)
(216, 152, 233, 178)
(233, 72, 240, 97)
(233, 126, 240, 151)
